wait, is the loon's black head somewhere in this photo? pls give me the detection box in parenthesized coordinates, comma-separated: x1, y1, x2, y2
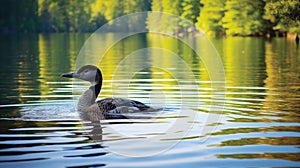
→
(61, 65, 102, 85)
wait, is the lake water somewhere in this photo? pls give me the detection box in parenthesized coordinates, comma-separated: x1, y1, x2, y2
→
(0, 33, 299, 167)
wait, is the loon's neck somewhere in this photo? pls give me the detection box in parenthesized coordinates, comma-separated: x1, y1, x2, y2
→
(94, 68, 103, 99)
(77, 69, 103, 111)
(90, 79, 102, 100)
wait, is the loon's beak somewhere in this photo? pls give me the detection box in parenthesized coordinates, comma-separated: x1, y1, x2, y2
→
(61, 73, 79, 78)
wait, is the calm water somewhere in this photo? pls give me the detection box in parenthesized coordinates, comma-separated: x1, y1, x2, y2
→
(0, 33, 299, 167)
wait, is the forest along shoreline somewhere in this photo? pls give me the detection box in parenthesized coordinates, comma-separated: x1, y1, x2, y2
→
(0, 0, 299, 41)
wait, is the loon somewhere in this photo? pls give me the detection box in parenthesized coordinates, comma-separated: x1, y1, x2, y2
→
(61, 65, 158, 118)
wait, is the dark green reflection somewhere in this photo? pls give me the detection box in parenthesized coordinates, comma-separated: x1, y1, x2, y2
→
(0, 34, 39, 104)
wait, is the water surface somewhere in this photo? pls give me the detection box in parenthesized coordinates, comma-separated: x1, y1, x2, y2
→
(0, 33, 299, 167)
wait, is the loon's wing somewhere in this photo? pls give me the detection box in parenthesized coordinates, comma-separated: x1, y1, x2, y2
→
(96, 98, 160, 115)
(112, 98, 150, 111)
(95, 98, 150, 112)
(96, 98, 117, 112)
(83, 98, 161, 120)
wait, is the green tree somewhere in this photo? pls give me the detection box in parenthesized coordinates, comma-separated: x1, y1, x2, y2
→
(222, 0, 266, 36)
(123, 0, 151, 31)
(102, 0, 124, 21)
(68, 0, 94, 32)
(94, 0, 149, 22)
(162, 0, 183, 33)
(39, 0, 70, 32)
(147, 0, 163, 32)
(150, 0, 163, 12)
(181, 0, 201, 24)
(264, 0, 300, 33)
(38, 0, 53, 32)
(90, 0, 107, 29)
(124, 0, 151, 14)
(196, 0, 226, 36)
(0, 0, 38, 32)
(180, 0, 202, 30)
(38, 0, 96, 32)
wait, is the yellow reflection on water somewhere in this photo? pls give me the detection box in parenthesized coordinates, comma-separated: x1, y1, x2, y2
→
(37, 34, 89, 98)
(263, 39, 300, 121)
(217, 153, 300, 161)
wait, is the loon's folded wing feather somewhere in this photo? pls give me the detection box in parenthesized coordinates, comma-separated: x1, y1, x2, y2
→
(95, 98, 151, 112)
(96, 98, 117, 112)
(110, 98, 150, 111)
(129, 100, 150, 111)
